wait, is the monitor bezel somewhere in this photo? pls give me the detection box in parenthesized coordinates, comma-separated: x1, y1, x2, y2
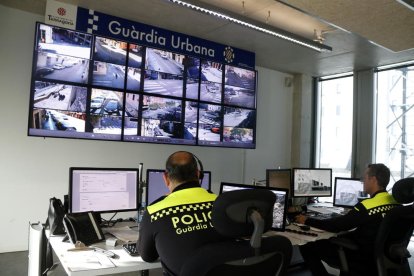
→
(219, 182, 289, 231)
(333, 177, 366, 208)
(291, 168, 333, 198)
(266, 169, 292, 199)
(145, 169, 211, 206)
(69, 167, 140, 214)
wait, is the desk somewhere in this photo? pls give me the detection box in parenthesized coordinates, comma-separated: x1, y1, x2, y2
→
(49, 223, 333, 275)
(49, 235, 162, 276)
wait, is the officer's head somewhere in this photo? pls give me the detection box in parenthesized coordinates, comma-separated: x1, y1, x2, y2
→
(363, 163, 390, 194)
(163, 151, 200, 190)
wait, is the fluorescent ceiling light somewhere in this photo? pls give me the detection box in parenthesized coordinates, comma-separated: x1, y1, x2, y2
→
(167, 0, 332, 52)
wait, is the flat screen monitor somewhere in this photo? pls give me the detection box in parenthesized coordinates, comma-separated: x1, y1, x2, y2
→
(292, 168, 332, 197)
(219, 182, 288, 231)
(333, 177, 369, 208)
(266, 169, 291, 198)
(28, 22, 257, 149)
(69, 167, 139, 214)
(145, 169, 211, 206)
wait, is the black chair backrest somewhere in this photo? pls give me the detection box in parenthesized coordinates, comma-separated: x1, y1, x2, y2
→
(375, 178, 414, 276)
(211, 189, 276, 237)
(179, 189, 293, 276)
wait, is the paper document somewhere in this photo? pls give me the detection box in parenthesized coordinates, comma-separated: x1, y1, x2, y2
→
(62, 251, 115, 271)
(104, 226, 139, 242)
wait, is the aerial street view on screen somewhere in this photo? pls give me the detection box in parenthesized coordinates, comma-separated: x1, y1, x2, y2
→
(29, 22, 257, 148)
(144, 48, 184, 97)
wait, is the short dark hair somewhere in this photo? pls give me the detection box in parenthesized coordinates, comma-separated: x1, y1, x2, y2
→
(367, 163, 390, 189)
(165, 151, 198, 183)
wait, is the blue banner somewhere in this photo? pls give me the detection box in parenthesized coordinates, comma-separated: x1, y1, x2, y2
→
(75, 7, 255, 69)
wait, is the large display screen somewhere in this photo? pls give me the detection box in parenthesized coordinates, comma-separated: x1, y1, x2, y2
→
(28, 23, 257, 148)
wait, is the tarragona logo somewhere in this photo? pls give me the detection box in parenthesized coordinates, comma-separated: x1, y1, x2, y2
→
(57, 7, 66, 16)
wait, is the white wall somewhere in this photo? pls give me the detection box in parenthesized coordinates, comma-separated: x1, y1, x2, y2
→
(0, 5, 293, 252)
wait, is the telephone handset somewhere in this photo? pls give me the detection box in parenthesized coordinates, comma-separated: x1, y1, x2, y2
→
(63, 211, 105, 246)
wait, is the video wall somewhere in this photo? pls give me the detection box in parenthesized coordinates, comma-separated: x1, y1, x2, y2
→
(28, 23, 257, 148)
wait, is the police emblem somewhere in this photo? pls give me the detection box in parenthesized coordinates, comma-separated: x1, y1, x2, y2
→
(223, 46, 235, 63)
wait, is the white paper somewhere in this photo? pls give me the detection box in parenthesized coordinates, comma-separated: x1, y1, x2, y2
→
(62, 251, 115, 272)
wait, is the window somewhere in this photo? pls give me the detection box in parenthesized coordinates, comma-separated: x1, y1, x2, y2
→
(375, 64, 414, 187)
(315, 75, 354, 180)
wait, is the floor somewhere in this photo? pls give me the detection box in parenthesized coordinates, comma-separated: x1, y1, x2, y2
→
(1, 241, 413, 276)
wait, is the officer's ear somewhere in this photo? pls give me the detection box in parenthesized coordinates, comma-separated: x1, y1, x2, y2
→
(163, 171, 171, 189)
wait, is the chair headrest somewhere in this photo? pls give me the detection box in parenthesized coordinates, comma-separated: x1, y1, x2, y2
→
(392, 178, 414, 204)
(211, 189, 276, 238)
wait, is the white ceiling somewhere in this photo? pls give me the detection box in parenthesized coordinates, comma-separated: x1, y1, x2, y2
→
(2, 0, 414, 76)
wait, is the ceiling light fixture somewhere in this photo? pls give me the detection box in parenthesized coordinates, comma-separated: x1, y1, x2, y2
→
(167, 0, 332, 52)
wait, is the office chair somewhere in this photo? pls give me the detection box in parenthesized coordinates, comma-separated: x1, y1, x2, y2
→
(330, 178, 414, 276)
(180, 189, 293, 276)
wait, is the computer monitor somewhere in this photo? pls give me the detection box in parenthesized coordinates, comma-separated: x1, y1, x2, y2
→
(266, 169, 292, 198)
(292, 168, 332, 197)
(333, 177, 369, 208)
(69, 167, 139, 214)
(220, 182, 288, 231)
(145, 169, 211, 206)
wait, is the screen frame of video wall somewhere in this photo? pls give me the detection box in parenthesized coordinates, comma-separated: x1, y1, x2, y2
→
(27, 22, 257, 149)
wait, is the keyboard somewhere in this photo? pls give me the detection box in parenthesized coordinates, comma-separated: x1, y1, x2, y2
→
(310, 212, 341, 220)
(122, 242, 140, 256)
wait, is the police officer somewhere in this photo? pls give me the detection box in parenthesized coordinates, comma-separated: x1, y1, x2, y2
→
(295, 163, 400, 276)
(138, 151, 226, 276)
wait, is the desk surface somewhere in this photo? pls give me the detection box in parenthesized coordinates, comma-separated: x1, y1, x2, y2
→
(49, 235, 162, 276)
(265, 224, 336, 246)
(49, 223, 334, 275)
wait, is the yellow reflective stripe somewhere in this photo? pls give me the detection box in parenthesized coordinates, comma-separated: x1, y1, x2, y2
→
(361, 192, 398, 210)
(147, 188, 217, 214)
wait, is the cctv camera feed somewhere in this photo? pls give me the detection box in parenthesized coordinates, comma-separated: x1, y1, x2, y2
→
(144, 47, 184, 98)
(86, 88, 124, 139)
(334, 177, 369, 208)
(92, 37, 130, 89)
(126, 44, 143, 91)
(224, 65, 256, 109)
(139, 95, 190, 144)
(185, 57, 200, 100)
(292, 168, 332, 197)
(200, 60, 222, 104)
(220, 183, 288, 231)
(223, 107, 255, 144)
(196, 104, 222, 143)
(29, 22, 257, 148)
(123, 93, 141, 136)
(35, 24, 91, 84)
(30, 81, 87, 135)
